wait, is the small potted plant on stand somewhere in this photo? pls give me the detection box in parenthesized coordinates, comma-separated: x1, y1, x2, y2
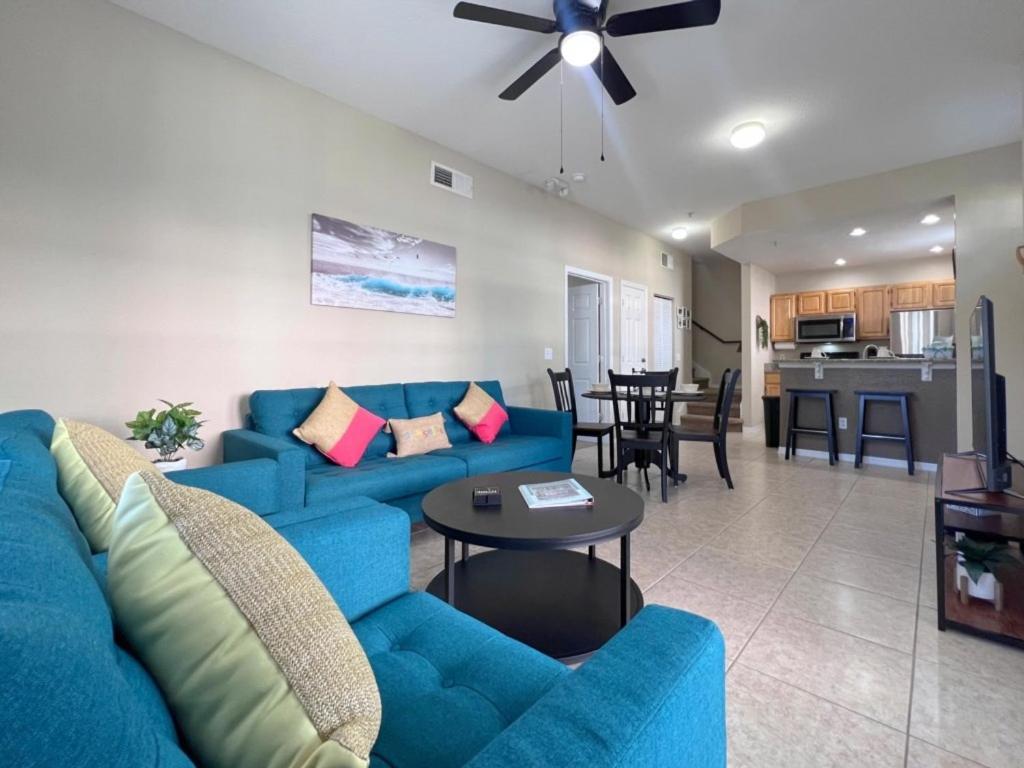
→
(950, 534, 1016, 611)
(126, 401, 205, 473)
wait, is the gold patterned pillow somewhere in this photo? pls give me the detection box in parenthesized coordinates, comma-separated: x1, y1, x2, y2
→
(109, 472, 381, 768)
(50, 418, 156, 553)
(388, 413, 452, 458)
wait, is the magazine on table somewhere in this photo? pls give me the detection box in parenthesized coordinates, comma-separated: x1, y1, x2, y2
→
(518, 479, 594, 509)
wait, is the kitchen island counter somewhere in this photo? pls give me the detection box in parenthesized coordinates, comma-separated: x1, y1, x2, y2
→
(776, 359, 956, 467)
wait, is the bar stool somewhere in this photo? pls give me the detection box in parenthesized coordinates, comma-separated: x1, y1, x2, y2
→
(854, 391, 914, 475)
(784, 389, 838, 465)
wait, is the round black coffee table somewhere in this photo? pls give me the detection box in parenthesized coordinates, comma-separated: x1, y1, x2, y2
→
(422, 471, 644, 663)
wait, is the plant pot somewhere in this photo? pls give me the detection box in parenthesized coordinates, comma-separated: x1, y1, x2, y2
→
(153, 457, 187, 474)
(956, 559, 998, 601)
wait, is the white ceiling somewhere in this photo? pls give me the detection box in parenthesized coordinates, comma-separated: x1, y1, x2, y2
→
(110, 0, 1023, 256)
(717, 196, 957, 273)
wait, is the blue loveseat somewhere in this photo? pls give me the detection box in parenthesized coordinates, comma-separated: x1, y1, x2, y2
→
(0, 408, 727, 767)
(223, 380, 572, 521)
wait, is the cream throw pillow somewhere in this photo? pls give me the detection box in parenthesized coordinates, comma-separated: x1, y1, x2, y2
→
(108, 472, 381, 768)
(388, 413, 452, 457)
(50, 418, 156, 553)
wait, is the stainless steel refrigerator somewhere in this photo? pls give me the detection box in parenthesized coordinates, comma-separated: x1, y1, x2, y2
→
(889, 308, 955, 356)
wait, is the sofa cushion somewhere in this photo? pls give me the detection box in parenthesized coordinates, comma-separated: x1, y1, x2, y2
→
(109, 472, 381, 768)
(0, 412, 194, 767)
(454, 382, 509, 444)
(260, 494, 382, 530)
(250, 384, 408, 466)
(433, 435, 565, 475)
(403, 381, 511, 445)
(353, 592, 567, 768)
(305, 454, 466, 506)
(49, 418, 156, 553)
(293, 382, 386, 467)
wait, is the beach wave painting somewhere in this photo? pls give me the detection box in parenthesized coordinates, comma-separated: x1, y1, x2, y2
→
(311, 213, 456, 318)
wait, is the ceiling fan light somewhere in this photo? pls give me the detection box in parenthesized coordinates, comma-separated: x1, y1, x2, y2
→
(671, 227, 689, 241)
(729, 121, 767, 150)
(560, 30, 601, 67)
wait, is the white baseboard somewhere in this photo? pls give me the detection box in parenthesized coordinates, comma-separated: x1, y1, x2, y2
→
(775, 446, 936, 473)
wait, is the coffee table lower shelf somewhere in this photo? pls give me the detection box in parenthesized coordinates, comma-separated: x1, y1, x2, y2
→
(426, 549, 644, 664)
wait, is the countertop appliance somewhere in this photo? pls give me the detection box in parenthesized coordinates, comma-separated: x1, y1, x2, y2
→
(795, 313, 857, 343)
(889, 308, 954, 357)
(862, 345, 896, 359)
(800, 350, 860, 360)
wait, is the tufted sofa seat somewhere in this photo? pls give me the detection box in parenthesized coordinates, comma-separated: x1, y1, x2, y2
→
(224, 380, 572, 522)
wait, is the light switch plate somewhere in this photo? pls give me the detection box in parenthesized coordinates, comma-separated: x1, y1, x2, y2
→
(838, 417, 848, 430)
(814, 362, 824, 380)
(544, 347, 554, 361)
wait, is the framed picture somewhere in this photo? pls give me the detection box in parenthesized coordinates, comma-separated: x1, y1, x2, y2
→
(311, 213, 456, 318)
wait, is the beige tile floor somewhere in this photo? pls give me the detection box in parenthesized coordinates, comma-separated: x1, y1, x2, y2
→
(408, 434, 1024, 768)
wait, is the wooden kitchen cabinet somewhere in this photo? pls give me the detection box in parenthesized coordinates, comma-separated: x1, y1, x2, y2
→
(856, 285, 890, 340)
(826, 288, 857, 313)
(796, 291, 827, 316)
(890, 282, 932, 310)
(770, 293, 797, 342)
(932, 280, 956, 308)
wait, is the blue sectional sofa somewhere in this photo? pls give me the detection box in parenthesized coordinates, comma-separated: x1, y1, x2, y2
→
(223, 380, 573, 521)
(0, 408, 727, 767)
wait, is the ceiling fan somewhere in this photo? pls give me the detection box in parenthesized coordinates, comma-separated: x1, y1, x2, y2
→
(453, 0, 721, 105)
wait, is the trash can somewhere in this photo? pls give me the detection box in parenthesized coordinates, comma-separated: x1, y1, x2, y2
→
(762, 395, 780, 448)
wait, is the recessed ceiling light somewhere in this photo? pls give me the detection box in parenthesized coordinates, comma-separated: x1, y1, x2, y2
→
(849, 227, 867, 237)
(560, 30, 601, 67)
(729, 121, 767, 150)
(834, 258, 847, 266)
(671, 227, 689, 241)
(571, 172, 587, 183)
(921, 213, 941, 225)
(930, 245, 944, 254)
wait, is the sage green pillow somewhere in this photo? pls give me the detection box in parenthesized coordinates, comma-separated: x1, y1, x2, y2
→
(108, 472, 381, 768)
(50, 418, 155, 553)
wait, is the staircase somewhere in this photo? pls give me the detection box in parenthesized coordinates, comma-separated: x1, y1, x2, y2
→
(681, 383, 744, 433)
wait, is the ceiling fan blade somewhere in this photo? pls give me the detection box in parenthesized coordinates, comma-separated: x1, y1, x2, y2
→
(453, 2, 558, 33)
(605, 0, 721, 37)
(591, 46, 637, 105)
(499, 48, 562, 100)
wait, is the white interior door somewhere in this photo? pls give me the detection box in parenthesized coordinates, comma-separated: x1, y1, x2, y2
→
(568, 282, 601, 422)
(652, 295, 674, 372)
(620, 282, 648, 374)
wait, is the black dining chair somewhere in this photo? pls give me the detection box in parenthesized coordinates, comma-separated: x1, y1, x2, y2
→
(670, 368, 741, 489)
(643, 368, 679, 430)
(608, 369, 676, 502)
(547, 368, 616, 478)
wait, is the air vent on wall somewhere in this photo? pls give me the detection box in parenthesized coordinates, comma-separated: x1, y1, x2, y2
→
(431, 161, 473, 199)
(661, 252, 675, 270)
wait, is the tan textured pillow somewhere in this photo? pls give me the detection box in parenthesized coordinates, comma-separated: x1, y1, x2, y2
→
(109, 472, 381, 768)
(292, 382, 385, 467)
(388, 413, 452, 458)
(50, 418, 157, 553)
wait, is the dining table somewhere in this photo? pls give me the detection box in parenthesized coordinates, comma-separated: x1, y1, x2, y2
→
(581, 388, 707, 484)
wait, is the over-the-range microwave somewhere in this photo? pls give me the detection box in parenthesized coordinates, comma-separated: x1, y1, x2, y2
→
(795, 314, 857, 343)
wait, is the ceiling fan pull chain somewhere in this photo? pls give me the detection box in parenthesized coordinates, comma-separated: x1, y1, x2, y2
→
(559, 59, 565, 175)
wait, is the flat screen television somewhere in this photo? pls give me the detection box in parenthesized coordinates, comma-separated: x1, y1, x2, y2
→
(969, 295, 1011, 492)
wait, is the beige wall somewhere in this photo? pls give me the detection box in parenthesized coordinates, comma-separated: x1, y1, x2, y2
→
(692, 255, 742, 384)
(774, 254, 954, 294)
(715, 144, 1024, 455)
(0, 0, 691, 466)
(740, 264, 776, 427)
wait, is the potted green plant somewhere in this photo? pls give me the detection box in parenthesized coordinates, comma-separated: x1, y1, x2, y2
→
(126, 401, 205, 473)
(949, 534, 1016, 604)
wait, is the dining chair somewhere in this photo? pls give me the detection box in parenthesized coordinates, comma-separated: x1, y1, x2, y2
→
(608, 369, 676, 502)
(644, 368, 679, 429)
(670, 368, 741, 490)
(546, 368, 616, 478)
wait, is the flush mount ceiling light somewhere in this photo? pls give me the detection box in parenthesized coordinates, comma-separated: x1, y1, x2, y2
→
(921, 213, 941, 225)
(729, 121, 767, 150)
(930, 245, 944, 254)
(559, 30, 601, 67)
(671, 227, 689, 241)
(834, 258, 847, 266)
(849, 227, 867, 237)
